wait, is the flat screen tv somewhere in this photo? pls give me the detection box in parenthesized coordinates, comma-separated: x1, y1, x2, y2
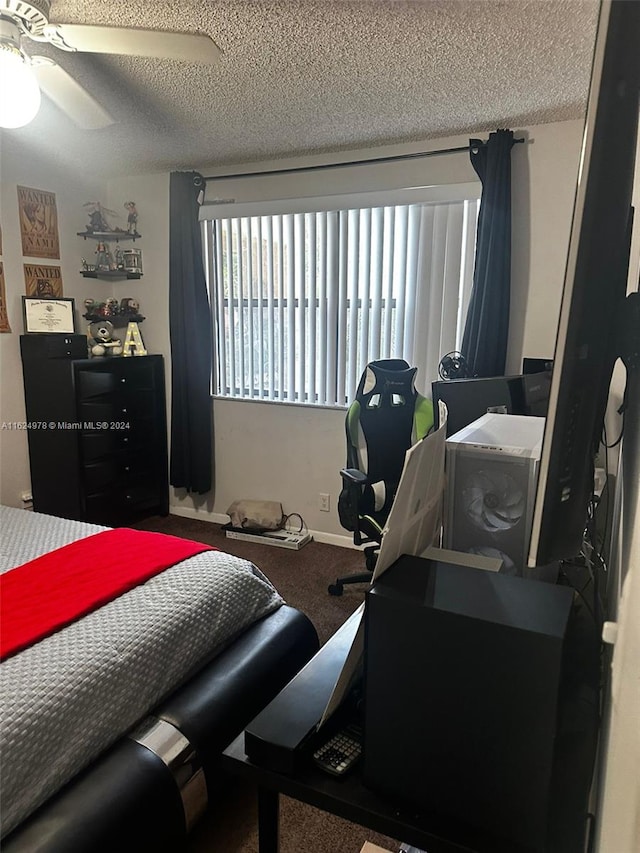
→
(528, 0, 639, 567)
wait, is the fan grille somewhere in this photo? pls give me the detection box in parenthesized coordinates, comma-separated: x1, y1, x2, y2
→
(438, 350, 470, 380)
(462, 470, 525, 532)
(0, 2, 50, 35)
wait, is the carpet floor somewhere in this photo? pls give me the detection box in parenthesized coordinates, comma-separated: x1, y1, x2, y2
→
(133, 514, 400, 853)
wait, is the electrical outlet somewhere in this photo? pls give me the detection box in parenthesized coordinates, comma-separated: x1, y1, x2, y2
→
(319, 493, 330, 512)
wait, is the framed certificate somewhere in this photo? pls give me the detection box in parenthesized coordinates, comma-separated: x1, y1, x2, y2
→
(22, 296, 76, 334)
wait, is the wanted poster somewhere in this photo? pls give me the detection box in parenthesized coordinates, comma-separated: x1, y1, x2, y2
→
(23, 263, 64, 298)
(17, 186, 60, 259)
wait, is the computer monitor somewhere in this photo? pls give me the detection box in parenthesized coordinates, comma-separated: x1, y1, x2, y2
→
(522, 371, 553, 419)
(528, 0, 639, 567)
(432, 373, 550, 437)
(523, 357, 554, 375)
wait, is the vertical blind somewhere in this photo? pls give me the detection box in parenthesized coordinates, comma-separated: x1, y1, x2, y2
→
(204, 198, 479, 406)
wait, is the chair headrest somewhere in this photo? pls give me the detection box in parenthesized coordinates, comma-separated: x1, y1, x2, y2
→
(358, 359, 418, 402)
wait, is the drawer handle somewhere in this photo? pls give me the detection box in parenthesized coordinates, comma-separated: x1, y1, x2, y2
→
(124, 466, 130, 472)
(122, 408, 127, 414)
(121, 378, 126, 383)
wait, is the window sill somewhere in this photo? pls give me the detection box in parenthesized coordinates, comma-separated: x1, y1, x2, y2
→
(211, 395, 347, 413)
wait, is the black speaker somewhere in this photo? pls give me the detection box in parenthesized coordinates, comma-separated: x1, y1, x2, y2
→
(363, 555, 574, 850)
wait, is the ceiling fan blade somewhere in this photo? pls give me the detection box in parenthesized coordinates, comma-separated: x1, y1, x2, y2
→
(48, 24, 222, 64)
(31, 57, 114, 129)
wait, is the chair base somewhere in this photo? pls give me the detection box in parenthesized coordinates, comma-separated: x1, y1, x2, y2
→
(327, 547, 378, 596)
(328, 572, 372, 596)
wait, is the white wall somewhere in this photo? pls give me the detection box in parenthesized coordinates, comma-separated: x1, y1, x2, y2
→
(509, 120, 585, 372)
(0, 119, 585, 539)
(177, 400, 349, 543)
(103, 174, 171, 362)
(0, 134, 104, 507)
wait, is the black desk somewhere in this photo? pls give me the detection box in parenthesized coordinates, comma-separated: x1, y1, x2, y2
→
(221, 731, 529, 853)
(220, 563, 598, 853)
(221, 613, 531, 853)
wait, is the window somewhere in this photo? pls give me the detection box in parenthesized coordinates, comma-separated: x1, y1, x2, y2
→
(204, 197, 479, 406)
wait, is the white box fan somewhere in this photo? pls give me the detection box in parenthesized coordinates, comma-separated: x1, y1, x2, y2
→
(444, 413, 556, 582)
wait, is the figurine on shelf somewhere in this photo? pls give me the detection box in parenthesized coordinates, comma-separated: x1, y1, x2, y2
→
(84, 298, 122, 320)
(124, 201, 139, 236)
(96, 299, 115, 317)
(95, 241, 113, 271)
(83, 299, 105, 319)
(114, 248, 125, 270)
(105, 297, 119, 316)
(120, 297, 140, 316)
(83, 202, 118, 234)
(121, 248, 143, 275)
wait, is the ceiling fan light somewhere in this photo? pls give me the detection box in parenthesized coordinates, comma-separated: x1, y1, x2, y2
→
(0, 42, 41, 128)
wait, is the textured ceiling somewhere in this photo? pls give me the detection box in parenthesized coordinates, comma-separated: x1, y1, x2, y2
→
(4, 0, 600, 177)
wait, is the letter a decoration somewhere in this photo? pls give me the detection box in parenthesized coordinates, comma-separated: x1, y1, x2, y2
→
(122, 322, 147, 356)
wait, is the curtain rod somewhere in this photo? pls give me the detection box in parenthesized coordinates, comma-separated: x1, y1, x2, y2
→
(198, 137, 524, 184)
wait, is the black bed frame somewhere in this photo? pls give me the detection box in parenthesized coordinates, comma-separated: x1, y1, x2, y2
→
(3, 605, 319, 853)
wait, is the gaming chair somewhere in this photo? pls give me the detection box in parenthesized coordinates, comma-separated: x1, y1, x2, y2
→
(328, 359, 434, 596)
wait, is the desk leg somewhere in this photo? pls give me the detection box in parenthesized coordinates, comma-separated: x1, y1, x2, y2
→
(257, 786, 279, 853)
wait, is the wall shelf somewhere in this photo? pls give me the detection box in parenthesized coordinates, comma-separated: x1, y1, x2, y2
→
(77, 231, 141, 242)
(83, 313, 145, 328)
(80, 270, 142, 280)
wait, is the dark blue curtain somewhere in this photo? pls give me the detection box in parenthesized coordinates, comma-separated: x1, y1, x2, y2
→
(169, 171, 213, 493)
(461, 129, 516, 377)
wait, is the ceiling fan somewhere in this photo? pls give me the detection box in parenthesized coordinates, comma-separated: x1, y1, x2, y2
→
(0, 0, 221, 129)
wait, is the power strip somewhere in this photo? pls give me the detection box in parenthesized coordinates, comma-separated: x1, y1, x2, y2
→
(225, 528, 312, 550)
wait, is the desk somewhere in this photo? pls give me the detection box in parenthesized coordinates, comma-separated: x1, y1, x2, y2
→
(221, 605, 533, 853)
(221, 732, 527, 853)
(221, 561, 598, 853)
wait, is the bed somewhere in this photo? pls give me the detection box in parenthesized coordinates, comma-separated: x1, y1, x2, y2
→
(0, 506, 319, 852)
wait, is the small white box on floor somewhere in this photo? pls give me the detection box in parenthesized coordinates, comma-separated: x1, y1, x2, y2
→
(224, 527, 312, 550)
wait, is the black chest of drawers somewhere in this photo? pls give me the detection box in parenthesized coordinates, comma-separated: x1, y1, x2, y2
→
(20, 335, 169, 526)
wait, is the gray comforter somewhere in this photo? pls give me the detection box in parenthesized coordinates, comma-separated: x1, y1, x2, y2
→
(0, 506, 283, 837)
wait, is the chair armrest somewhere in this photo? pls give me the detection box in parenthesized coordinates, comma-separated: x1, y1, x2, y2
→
(340, 468, 369, 486)
(338, 468, 381, 547)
